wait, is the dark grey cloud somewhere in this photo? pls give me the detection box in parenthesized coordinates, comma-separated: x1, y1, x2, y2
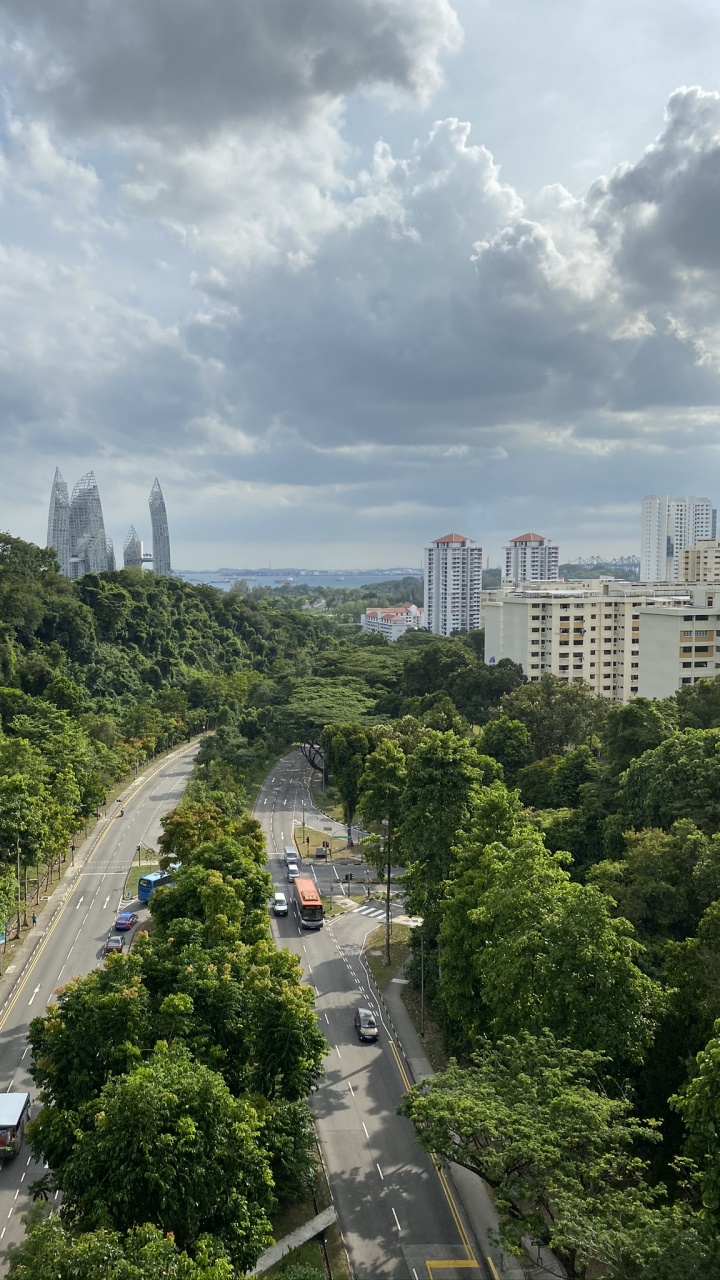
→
(0, 0, 461, 138)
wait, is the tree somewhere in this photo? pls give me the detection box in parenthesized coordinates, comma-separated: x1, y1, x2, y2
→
(31, 1043, 274, 1273)
(358, 739, 407, 964)
(497, 673, 606, 759)
(673, 1019, 720, 1234)
(551, 743, 601, 807)
(617, 728, 720, 834)
(603, 697, 678, 775)
(677, 674, 720, 730)
(588, 821, 711, 967)
(399, 1031, 703, 1280)
(7, 1219, 234, 1280)
(515, 755, 561, 807)
(440, 820, 663, 1065)
(320, 723, 372, 845)
(479, 716, 532, 780)
(398, 731, 481, 934)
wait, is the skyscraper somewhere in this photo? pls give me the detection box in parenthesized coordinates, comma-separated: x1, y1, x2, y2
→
(149, 478, 172, 576)
(640, 496, 716, 582)
(106, 539, 116, 573)
(503, 532, 560, 584)
(68, 472, 109, 578)
(423, 533, 482, 635)
(47, 467, 70, 576)
(123, 526, 143, 569)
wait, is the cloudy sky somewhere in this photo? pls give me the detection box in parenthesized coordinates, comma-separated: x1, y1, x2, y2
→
(3, 0, 720, 569)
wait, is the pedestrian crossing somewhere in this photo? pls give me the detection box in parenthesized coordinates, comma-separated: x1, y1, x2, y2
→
(353, 904, 397, 918)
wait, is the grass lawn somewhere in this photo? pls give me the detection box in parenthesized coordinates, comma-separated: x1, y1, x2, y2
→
(401, 981, 449, 1073)
(294, 825, 348, 862)
(363, 923, 411, 992)
(123, 861, 160, 900)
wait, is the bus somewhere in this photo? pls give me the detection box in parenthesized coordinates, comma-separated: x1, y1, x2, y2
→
(0, 1094, 30, 1162)
(293, 876, 324, 930)
(138, 869, 174, 902)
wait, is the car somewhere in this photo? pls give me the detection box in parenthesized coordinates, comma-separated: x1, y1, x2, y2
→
(287, 863, 300, 882)
(103, 935, 125, 955)
(114, 911, 139, 931)
(354, 1007, 378, 1042)
(272, 892, 289, 916)
(284, 846, 298, 865)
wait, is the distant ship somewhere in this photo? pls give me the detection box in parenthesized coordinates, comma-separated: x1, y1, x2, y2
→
(275, 578, 295, 585)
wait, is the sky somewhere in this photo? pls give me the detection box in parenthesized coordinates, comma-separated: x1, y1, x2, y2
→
(3, 1, 720, 569)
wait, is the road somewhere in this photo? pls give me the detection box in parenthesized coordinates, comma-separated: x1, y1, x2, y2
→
(0, 744, 198, 1267)
(256, 750, 484, 1280)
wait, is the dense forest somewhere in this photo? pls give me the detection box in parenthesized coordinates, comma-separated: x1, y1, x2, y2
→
(5, 530, 720, 1276)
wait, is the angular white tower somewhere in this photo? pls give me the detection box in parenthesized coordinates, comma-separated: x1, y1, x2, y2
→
(69, 471, 109, 578)
(123, 526, 143, 569)
(47, 466, 71, 576)
(149, 478, 172, 576)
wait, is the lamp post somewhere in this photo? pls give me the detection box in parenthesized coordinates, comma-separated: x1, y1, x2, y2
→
(302, 800, 306, 845)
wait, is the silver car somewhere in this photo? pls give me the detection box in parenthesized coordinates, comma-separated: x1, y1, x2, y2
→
(286, 863, 300, 882)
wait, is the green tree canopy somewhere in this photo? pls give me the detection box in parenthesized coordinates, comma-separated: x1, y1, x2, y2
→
(497, 673, 606, 758)
(603, 697, 679, 775)
(399, 1031, 713, 1280)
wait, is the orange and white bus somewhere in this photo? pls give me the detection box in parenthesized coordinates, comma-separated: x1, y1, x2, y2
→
(293, 876, 324, 930)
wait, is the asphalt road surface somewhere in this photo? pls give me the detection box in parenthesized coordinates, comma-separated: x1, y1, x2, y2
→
(256, 749, 484, 1280)
(0, 744, 198, 1269)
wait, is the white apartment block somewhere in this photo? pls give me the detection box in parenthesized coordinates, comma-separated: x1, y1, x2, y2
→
(424, 534, 482, 636)
(360, 604, 423, 642)
(640, 495, 715, 582)
(680, 540, 720, 585)
(503, 532, 559, 584)
(637, 585, 720, 697)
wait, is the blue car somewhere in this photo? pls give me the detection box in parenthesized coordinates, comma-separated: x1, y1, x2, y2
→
(114, 911, 139, 931)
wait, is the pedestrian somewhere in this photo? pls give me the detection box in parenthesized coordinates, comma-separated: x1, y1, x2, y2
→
(31, 913, 37, 927)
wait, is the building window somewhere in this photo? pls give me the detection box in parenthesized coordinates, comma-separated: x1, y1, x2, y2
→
(681, 629, 692, 637)
(695, 661, 708, 668)
(682, 677, 692, 684)
(682, 646, 692, 653)
(530, 663, 539, 669)
(682, 661, 692, 668)
(631, 662, 639, 668)
(696, 630, 710, 638)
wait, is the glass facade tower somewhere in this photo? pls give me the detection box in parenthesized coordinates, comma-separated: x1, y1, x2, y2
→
(47, 467, 71, 576)
(149, 478, 172, 576)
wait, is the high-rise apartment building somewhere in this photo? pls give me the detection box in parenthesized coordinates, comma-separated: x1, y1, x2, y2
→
(503, 532, 559, 584)
(423, 533, 482, 635)
(47, 467, 71, 576)
(123, 526, 143, 569)
(149, 478, 172, 576)
(640, 496, 715, 581)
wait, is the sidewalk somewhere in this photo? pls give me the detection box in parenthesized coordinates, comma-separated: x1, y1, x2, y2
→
(375, 973, 560, 1280)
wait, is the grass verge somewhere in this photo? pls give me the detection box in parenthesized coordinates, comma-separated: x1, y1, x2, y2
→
(266, 1148, 350, 1279)
(123, 861, 160, 900)
(294, 825, 348, 862)
(400, 982, 449, 1073)
(363, 923, 411, 992)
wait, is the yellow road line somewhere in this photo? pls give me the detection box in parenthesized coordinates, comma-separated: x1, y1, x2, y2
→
(0, 745, 195, 1035)
(389, 1044, 479, 1272)
(427, 1263, 480, 1273)
(486, 1256, 500, 1280)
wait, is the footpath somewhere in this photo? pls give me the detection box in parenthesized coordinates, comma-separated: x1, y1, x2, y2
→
(366, 958, 563, 1280)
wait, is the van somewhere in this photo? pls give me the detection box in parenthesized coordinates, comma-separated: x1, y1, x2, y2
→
(287, 863, 300, 883)
(273, 892, 288, 916)
(284, 846, 298, 865)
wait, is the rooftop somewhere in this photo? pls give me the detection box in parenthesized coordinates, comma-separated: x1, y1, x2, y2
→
(509, 532, 549, 543)
(433, 533, 471, 544)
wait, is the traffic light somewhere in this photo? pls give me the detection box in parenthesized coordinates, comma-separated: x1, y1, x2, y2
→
(345, 873, 353, 882)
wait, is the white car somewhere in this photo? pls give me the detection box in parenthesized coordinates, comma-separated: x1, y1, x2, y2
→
(273, 892, 288, 916)
(286, 863, 300, 882)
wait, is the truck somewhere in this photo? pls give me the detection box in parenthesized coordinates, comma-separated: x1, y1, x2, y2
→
(0, 1094, 30, 1161)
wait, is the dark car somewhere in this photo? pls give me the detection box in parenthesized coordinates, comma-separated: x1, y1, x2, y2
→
(103, 935, 125, 955)
(354, 1007, 379, 1042)
(114, 912, 139, 931)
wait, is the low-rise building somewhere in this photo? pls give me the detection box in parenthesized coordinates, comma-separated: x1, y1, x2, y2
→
(360, 603, 423, 641)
